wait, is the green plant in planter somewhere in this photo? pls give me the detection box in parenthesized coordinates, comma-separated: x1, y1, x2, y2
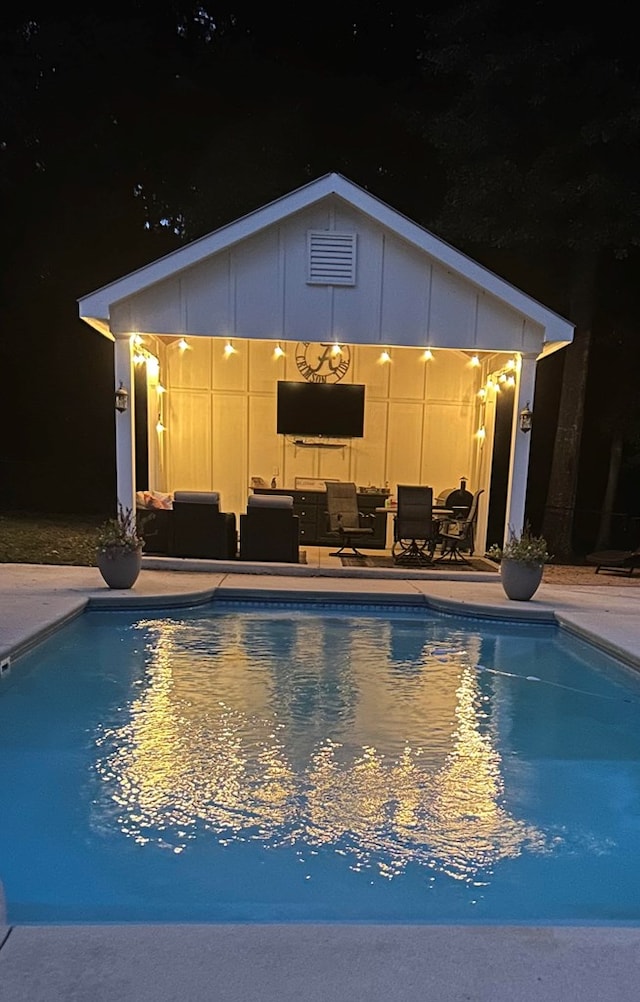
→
(488, 524, 551, 601)
(97, 505, 145, 555)
(487, 523, 551, 566)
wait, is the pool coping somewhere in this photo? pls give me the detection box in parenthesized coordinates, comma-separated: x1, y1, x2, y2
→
(3, 570, 639, 674)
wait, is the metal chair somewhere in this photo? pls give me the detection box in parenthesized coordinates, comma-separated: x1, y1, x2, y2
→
(392, 485, 437, 566)
(325, 482, 374, 556)
(435, 489, 484, 564)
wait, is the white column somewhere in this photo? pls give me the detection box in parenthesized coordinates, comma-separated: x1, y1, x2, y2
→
(114, 334, 136, 514)
(503, 354, 537, 544)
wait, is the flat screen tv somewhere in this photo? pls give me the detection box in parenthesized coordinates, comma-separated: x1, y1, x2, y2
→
(276, 381, 365, 438)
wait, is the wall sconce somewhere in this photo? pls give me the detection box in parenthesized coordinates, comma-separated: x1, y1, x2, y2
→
(519, 403, 533, 433)
(378, 348, 392, 364)
(273, 342, 285, 359)
(177, 338, 191, 352)
(223, 339, 237, 358)
(470, 354, 480, 367)
(421, 348, 434, 362)
(115, 382, 129, 413)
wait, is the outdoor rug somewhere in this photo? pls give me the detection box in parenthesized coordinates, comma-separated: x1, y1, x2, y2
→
(340, 555, 498, 572)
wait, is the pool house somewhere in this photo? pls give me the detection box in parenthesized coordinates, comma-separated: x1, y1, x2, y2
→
(78, 172, 574, 553)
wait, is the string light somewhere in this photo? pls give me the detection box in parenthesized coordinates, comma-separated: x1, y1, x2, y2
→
(481, 355, 521, 396)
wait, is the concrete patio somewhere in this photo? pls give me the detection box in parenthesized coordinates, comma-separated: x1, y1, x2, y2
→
(1, 556, 639, 1001)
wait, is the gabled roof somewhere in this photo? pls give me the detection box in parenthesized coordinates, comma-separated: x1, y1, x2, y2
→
(78, 172, 574, 344)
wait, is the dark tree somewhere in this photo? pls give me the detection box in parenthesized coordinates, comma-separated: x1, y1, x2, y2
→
(415, 0, 640, 558)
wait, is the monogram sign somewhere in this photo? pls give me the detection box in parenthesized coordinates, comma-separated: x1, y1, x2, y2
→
(295, 342, 351, 383)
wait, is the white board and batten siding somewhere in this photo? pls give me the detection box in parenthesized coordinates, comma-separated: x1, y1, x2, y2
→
(109, 197, 546, 355)
(158, 335, 478, 531)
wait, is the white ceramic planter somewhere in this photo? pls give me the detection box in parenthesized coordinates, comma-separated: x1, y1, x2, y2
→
(500, 558, 544, 601)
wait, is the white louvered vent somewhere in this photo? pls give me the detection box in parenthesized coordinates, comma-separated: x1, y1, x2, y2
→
(307, 231, 357, 286)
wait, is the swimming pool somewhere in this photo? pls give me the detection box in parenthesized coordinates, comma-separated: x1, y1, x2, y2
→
(2, 600, 640, 925)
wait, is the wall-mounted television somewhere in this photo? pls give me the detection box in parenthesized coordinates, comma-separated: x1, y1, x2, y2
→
(276, 381, 365, 438)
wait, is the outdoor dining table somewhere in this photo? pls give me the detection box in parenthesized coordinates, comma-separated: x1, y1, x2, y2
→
(375, 505, 455, 549)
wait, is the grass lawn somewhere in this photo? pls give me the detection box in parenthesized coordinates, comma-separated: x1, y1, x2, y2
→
(0, 511, 106, 566)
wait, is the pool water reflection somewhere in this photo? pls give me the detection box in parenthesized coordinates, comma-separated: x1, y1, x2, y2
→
(1, 603, 640, 923)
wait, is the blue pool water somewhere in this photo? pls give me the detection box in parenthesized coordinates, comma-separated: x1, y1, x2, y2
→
(2, 601, 640, 925)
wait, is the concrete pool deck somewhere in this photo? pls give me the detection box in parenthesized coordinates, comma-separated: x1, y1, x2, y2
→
(1, 557, 639, 1001)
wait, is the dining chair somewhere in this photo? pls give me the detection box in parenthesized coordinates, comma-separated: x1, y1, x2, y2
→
(325, 482, 374, 556)
(392, 485, 436, 566)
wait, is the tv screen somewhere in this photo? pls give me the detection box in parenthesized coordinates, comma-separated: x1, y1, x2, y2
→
(276, 381, 365, 438)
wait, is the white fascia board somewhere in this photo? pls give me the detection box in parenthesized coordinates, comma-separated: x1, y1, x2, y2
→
(78, 315, 114, 340)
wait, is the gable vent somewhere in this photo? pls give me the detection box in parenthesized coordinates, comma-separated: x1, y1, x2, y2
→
(307, 231, 357, 286)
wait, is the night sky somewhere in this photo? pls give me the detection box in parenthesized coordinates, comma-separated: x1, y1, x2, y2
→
(2, 3, 639, 549)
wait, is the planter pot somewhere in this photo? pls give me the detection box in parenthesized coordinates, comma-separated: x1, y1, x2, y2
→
(500, 558, 544, 601)
(97, 546, 142, 589)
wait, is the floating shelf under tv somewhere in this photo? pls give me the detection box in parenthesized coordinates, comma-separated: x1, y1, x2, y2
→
(290, 437, 348, 448)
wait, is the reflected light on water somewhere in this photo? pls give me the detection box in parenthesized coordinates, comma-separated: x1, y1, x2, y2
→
(93, 616, 547, 880)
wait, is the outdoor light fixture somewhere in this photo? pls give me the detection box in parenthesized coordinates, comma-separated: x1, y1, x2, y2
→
(519, 403, 533, 433)
(223, 339, 237, 358)
(331, 342, 342, 357)
(156, 415, 165, 433)
(470, 354, 480, 367)
(273, 342, 285, 359)
(378, 348, 392, 364)
(177, 338, 190, 351)
(421, 348, 434, 362)
(115, 382, 129, 413)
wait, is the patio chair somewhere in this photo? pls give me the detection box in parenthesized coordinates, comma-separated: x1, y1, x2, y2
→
(239, 494, 300, 563)
(392, 485, 437, 566)
(171, 491, 237, 559)
(435, 489, 484, 564)
(585, 546, 640, 576)
(325, 481, 374, 556)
